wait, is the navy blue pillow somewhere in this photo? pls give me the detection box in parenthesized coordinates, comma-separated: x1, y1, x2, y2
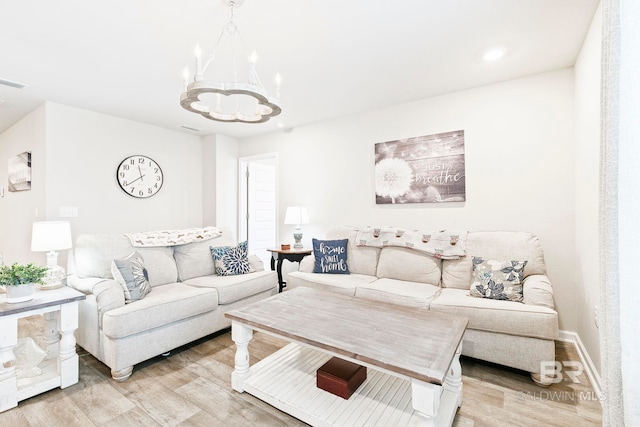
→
(312, 238, 350, 274)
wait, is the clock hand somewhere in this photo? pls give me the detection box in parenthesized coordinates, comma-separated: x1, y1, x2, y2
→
(138, 165, 144, 182)
(126, 174, 145, 186)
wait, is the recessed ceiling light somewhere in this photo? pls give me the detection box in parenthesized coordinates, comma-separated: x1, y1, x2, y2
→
(483, 48, 506, 62)
(276, 122, 286, 129)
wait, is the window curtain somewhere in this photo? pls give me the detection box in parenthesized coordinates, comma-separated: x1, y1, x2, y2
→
(600, 0, 640, 425)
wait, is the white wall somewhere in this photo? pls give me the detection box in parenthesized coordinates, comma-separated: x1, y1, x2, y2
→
(574, 4, 602, 371)
(240, 69, 578, 331)
(0, 104, 47, 264)
(214, 134, 239, 239)
(201, 133, 240, 239)
(1, 102, 205, 267)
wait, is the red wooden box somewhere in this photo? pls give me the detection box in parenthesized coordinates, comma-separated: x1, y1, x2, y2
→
(317, 357, 367, 399)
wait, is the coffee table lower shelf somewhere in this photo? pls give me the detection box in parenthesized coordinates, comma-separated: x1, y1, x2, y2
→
(239, 343, 459, 427)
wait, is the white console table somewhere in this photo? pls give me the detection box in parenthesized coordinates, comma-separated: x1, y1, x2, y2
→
(0, 286, 85, 412)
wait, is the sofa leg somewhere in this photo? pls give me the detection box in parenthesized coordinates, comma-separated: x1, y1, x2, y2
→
(530, 372, 553, 387)
(111, 366, 134, 382)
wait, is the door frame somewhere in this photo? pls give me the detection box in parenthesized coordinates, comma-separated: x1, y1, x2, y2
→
(238, 152, 279, 252)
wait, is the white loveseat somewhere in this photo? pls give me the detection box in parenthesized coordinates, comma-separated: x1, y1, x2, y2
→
(66, 228, 277, 381)
(287, 226, 558, 384)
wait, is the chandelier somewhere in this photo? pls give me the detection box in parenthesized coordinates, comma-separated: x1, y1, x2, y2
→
(180, 0, 282, 124)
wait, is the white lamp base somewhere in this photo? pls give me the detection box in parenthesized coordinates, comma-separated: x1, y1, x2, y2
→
(293, 226, 303, 249)
(41, 251, 65, 290)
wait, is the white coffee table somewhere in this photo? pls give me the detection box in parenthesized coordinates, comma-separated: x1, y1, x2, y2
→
(225, 287, 468, 426)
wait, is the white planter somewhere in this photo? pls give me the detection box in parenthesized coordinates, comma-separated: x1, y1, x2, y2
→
(5, 283, 36, 303)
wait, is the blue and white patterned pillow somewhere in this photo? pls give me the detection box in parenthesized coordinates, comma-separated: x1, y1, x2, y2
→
(469, 257, 527, 302)
(210, 241, 255, 276)
(111, 251, 152, 303)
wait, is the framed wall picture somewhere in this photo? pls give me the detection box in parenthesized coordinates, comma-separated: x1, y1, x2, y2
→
(374, 130, 465, 204)
(8, 151, 31, 192)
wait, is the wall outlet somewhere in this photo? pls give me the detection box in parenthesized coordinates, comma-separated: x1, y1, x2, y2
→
(594, 305, 599, 329)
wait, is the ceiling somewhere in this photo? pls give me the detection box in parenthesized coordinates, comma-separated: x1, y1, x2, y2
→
(0, 0, 599, 140)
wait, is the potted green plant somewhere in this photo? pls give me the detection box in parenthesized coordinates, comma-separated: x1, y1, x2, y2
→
(0, 263, 48, 303)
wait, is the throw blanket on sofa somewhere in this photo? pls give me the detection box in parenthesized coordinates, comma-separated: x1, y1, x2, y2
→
(355, 227, 467, 259)
(125, 226, 222, 247)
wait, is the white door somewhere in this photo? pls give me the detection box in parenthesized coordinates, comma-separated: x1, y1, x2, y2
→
(239, 155, 277, 266)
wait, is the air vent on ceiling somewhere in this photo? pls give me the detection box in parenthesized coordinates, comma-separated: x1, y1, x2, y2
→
(178, 125, 202, 132)
(0, 78, 27, 89)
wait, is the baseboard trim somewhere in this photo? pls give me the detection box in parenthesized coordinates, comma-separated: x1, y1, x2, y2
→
(558, 330, 602, 399)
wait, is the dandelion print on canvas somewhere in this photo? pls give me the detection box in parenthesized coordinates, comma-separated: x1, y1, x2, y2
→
(374, 130, 465, 204)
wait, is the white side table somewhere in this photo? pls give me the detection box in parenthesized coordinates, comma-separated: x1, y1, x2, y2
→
(0, 286, 85, 412)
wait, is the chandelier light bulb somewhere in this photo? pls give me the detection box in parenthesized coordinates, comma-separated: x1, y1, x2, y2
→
(275, 72, 282, 98)
(182, 66, 190, 91)
(249, 51, 258, 64)
(194, 44, 203, 78)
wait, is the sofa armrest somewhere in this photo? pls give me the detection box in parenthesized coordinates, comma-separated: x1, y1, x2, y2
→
(299, 255, 314, 273)
(248, 254, 265, 272)
(67, 274, 109, 294)
(67, 274, 125, 327)
(522, 274, 555, 309)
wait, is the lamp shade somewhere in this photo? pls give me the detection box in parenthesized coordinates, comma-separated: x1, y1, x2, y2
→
(31, 221, 73, 252)
(284, 206, 309, 225)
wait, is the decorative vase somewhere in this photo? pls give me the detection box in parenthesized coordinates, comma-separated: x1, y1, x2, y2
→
(14, 337, 48, 378)
(5, 283, 36, 303)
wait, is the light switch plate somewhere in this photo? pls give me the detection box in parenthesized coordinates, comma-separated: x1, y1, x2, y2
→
(60, 206, 79, 217)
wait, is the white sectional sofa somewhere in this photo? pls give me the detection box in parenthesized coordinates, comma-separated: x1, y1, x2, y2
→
(66, 228, 277, 381)
(287, 226, 558, 384)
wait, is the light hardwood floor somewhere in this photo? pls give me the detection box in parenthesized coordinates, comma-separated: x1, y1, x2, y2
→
(1, 315, 602, 426)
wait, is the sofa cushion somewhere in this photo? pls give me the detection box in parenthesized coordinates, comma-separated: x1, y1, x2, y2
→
(74, 234, 178, 286)
(210, 241, 255, 276)
(286, 271, 376, 296)
(312, 238, 350, 274)
(429, 288, 558, 340)
(355, 278, 441, 308)
(174, 239, 217, 281)
(74, 234, 140, 279)
(325, 226, 380, 276)
(376, 247, 441, 285)
(442, 231, 546, 290)
(182, 270, 276, 304)
(111, 252, 152, 303)
(101, 282, 218, 339)
(136, 247, 178, 286)
(469, 257, 527, 302)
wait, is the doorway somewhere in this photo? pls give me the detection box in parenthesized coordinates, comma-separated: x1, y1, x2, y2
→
(238, 154, 278, 266)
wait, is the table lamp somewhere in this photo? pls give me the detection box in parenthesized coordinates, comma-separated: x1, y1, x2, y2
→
(284, 206, 309, 249)
(31, 221, 72, 290)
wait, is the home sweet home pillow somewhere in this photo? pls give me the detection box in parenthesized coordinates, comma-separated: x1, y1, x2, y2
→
(312, 238, 350, 274)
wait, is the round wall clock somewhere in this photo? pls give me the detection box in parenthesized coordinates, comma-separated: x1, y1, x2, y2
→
(116, 155, 164, 198)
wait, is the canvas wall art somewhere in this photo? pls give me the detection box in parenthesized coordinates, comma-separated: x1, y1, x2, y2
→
(8, 151, 31, 192)
(374, 130, 465, 204)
